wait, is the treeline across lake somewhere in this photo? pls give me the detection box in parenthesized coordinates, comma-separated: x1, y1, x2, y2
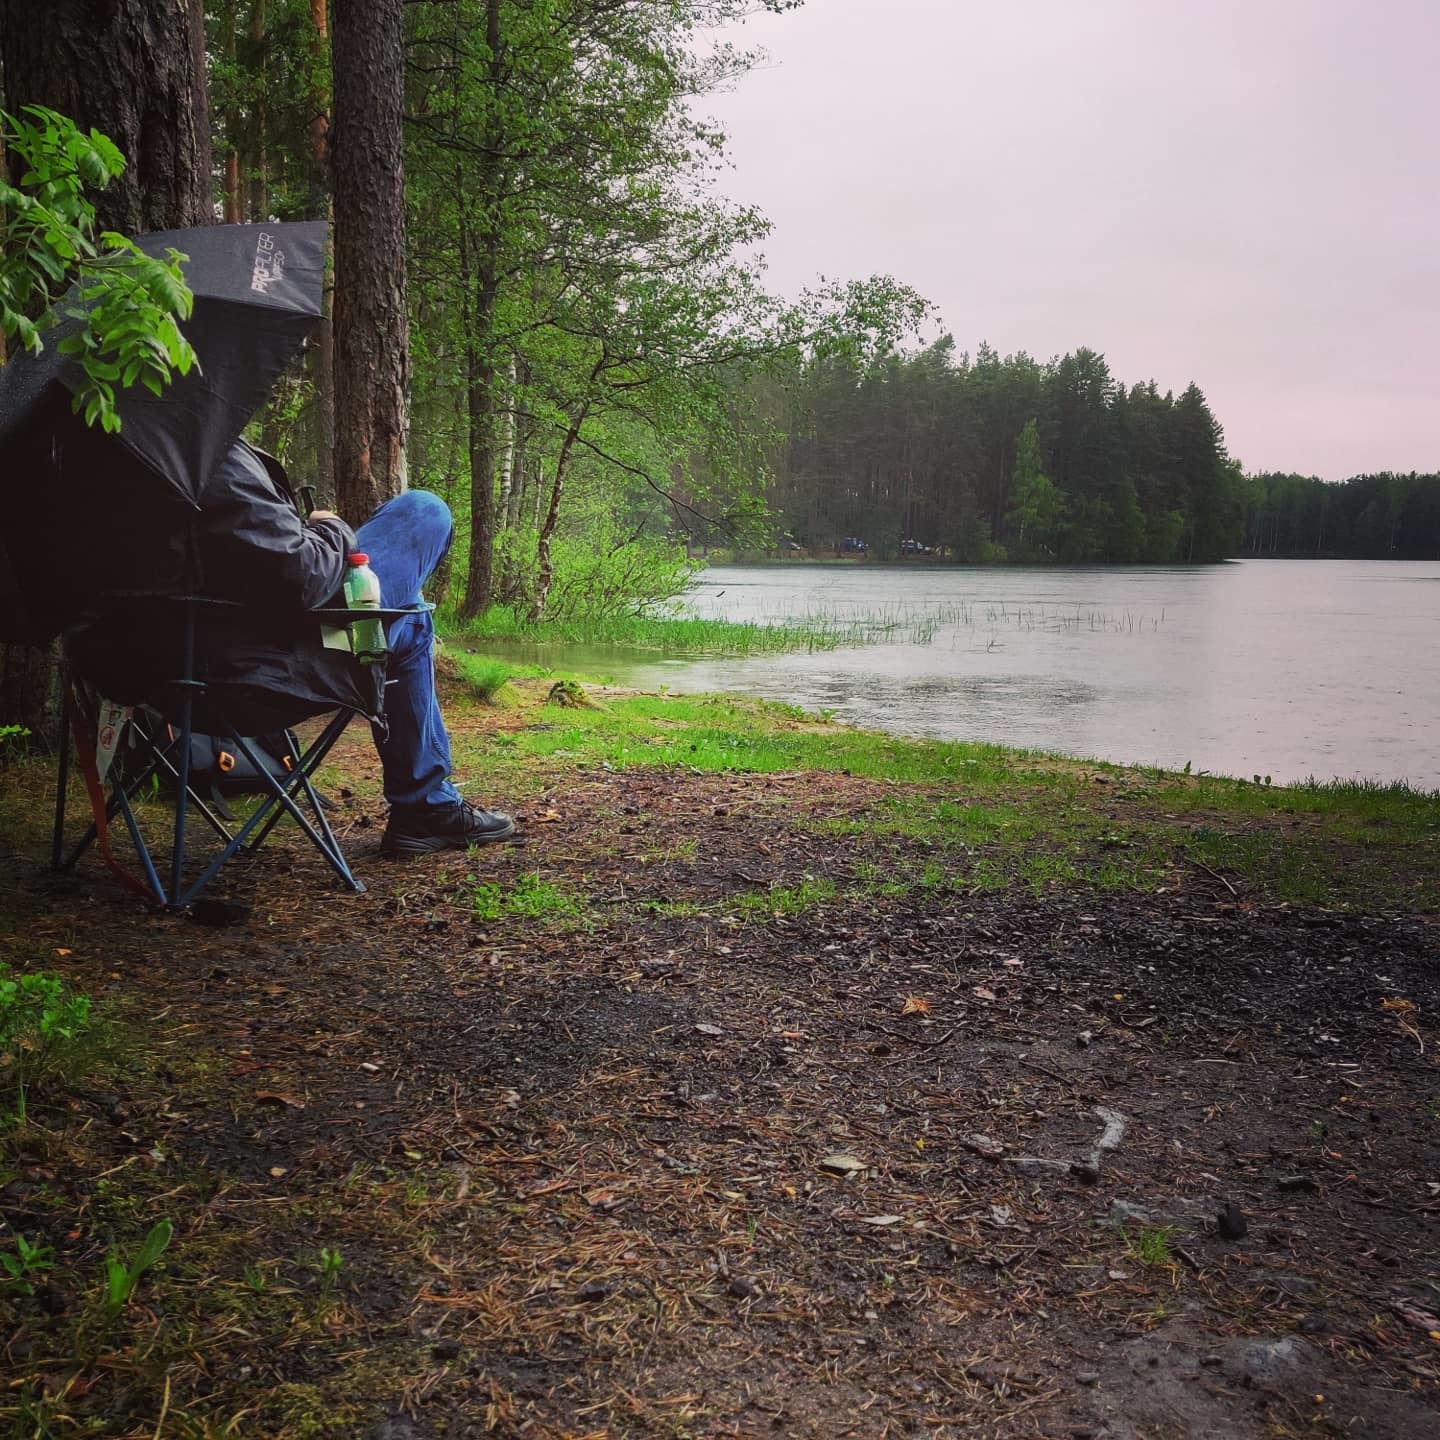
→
(1242, 472, 1440, 559)
(745, 338, 1439, 563)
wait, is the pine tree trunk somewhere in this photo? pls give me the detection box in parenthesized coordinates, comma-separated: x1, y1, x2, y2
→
(455, 0, 505, 619)
(331, 0, 409, 523)
(0, 0, 213, 736)
(0, 0, 212, 236)
(460, 334, 498, 619)
(247, 0, 269, 220)
(221, 0, 242, 220)
(305, 0, 335, 502)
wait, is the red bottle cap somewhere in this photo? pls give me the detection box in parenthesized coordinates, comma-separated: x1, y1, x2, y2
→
(349, 552, 369, 565)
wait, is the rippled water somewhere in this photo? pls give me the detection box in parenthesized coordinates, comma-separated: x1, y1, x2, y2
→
(503, 561, 1440, 788)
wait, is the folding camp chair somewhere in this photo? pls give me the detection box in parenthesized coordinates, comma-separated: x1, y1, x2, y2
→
(51, 593, 424, 912)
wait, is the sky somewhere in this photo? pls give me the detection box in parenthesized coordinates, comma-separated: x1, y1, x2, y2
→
(701, 0, 1440, 480)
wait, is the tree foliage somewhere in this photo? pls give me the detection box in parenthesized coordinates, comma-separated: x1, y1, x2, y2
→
(0, 106, 197, 433)
(762, 341, 1246, 563)
(1240, 471, 1440, 559)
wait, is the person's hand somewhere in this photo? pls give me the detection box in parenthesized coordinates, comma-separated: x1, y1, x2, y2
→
(307, 509, 340, 523)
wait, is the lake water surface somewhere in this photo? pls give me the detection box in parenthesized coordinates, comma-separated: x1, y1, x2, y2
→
(508, 561, 1440, 788)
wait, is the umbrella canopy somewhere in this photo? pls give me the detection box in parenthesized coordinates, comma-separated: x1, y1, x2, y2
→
(0, 220, 326, 505)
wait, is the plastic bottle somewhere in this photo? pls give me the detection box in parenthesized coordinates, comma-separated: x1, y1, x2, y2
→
(343, 552, 388, 665)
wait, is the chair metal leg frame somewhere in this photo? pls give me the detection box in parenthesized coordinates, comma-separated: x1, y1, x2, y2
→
(244, 714, 352, 854)
(54, 716, 234, 879)
(176, 721, 364, 907)
(108, 782, 168, 904)
(129, 713, 236, 845)
(54, 603, 364, 907)
(228, 727, 361, 891)
(169, 614, 202, 907)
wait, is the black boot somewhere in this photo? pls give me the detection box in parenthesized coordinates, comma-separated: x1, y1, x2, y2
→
(380, 800, 517, 856)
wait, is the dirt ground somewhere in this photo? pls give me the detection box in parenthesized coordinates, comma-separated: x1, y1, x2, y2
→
(2, 735, 1439, 1439)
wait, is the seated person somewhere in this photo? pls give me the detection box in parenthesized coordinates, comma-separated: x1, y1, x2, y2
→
(198, 439, 515, 856)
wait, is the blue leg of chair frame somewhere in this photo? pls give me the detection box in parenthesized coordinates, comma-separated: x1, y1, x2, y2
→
(57, 712, 235, 876)
(54, 598, 367, 910)
(244, 720, 349, 855)
(169, 607, 203, 907)
(176, 718, 363, 906)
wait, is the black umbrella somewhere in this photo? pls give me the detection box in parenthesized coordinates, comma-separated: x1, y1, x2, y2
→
(0, 220, 326, 505)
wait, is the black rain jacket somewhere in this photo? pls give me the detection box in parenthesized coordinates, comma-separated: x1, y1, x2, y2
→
(4, 417, 386, 733)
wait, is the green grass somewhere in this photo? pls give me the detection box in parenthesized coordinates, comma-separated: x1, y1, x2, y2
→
(446, 650, 521, 704)
(473, 871, 586, 926)
(1126, 1225, 1175, 1268)
(732, 878, 838, 920)
(442, 604, 953, 656)
(502, 693, 1044, 785)
(450, 689, 1439, 911)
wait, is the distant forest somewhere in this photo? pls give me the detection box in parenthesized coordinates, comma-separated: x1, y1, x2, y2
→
(749, 339, 1440, 562)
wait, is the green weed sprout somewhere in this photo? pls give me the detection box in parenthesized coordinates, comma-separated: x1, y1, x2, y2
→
(102, 1218, 173, 1317)
(2, 1233, 55, 1295)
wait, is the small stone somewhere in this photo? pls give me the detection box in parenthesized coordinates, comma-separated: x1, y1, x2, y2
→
(961, 1133, 1006, 1160)
(1075, 1371, 1100, 1386)
(431, 1337, 462, 1360)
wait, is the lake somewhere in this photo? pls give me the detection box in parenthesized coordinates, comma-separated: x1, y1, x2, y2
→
(511, 561, 1440, 789)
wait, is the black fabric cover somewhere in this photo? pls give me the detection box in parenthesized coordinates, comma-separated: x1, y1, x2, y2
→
(0, 221, 327, 505)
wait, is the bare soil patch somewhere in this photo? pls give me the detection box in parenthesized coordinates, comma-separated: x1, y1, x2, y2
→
(1, 754, 1437, 1438)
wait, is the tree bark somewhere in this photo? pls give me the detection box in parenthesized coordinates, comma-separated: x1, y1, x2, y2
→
(0, 0, 213, 736)
(247, 0, 269, 221)
(304, 0, 335, 501)
(0, 0, 212, 235)
(331, 0, 409, 523)
(455, 0, 505, 618)
(456, 191, 501, 620)
(530, 412, 584, 621)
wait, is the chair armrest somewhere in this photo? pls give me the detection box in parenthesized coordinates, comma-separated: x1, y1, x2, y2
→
(308, 604, 435, 624)
(134, 595, 434, 624)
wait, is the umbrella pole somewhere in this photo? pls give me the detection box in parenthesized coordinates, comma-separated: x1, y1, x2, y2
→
(169, 606, 202, 908)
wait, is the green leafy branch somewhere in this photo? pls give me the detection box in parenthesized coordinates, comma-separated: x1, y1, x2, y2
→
(0, 105, 197, 434)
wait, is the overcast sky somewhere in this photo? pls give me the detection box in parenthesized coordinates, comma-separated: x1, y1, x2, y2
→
(702, 0, 1439, 480)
